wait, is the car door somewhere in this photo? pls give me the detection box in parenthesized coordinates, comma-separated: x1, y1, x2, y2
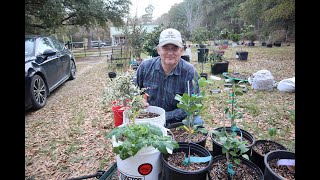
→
(49, 37, 71, 79)
(36, 37, 61, 91)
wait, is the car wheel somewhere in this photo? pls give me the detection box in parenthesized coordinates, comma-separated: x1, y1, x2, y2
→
(30, 74, 48, 110)
(69, 60, 76, 80)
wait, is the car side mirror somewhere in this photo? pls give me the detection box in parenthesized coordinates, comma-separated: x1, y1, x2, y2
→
(36, 49, 57, 62)
(43, 49, 57, 57)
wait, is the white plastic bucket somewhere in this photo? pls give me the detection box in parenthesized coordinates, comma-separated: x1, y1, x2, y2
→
(115, 122, 168, 180)
(123, 106, 166, 127)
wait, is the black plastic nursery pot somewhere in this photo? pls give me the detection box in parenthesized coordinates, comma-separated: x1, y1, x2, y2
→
(210, 127, 255, 158)
(167, 122, 208, 148)
(211, 61, 229, 75)
(181, 55, 190, 62)
(209, 155, 264, 180)
(197, 48, 209, 63)
(200, 73, 208, 80)
(273, 42, 282, 47)
(264, 150, 295, 180)
(248, 42, 255, 46)
(161, 142, 213, 180)
(108, 72, 116, 79)
(236, 51, 248, 60)
(251, 140, 287, 173)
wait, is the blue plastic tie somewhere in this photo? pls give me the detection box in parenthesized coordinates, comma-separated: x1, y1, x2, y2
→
(231, 124, 243, 140)
(182, 155, 212, 165)
(228, 163, 235, 175)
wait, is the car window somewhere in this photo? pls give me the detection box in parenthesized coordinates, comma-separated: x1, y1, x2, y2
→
(49, 37, 64, 51)
(25, 38, 35, 56)
(37, 37, 55, 56)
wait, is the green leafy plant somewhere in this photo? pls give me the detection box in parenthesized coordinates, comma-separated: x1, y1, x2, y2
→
(211, 78, 249, 177)
(107, 123, 179, 160)
(143, 24, 164, 57)
(174, 77, 211, 164)
(267, 127, 277, 141)
(105, 71, 179, 160)
(208, 50, 225, 64)
(191, 27, 210, 45)
(101, 71, 137, 107)
(229, 33, 240, 43)
(244, 31, 257, 43)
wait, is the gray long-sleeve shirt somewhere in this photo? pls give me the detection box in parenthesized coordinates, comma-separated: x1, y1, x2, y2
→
(136, 57, 199, 123)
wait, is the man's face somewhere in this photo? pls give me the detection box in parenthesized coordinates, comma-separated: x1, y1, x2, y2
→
(157, 44, 183, 67)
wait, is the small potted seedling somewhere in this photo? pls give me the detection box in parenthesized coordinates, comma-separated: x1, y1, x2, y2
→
(209, 78, 263, 179)
(251, 127, 287, 171)
(168, 77, 211, 147)
(161, 77, 213, 179)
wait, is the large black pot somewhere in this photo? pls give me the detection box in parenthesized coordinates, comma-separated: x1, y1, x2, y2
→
(264, 150, 295, 180)
(167, 122, 208, 148)
(251, 140, 287, 172)
(161, 142, 213, 180)
(181, 55, 190, 62)
(209, 155, 264, 180)
(197, 48, 209, 63)
(211, 61, 229, 75)
(236, 51, 248, 60)
(210, 127, 255, 158)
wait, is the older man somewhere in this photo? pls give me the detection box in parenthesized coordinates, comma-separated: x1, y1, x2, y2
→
(136, 28, 202, 125)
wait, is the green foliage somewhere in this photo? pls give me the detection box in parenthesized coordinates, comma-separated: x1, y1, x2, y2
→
(122, 21, 147, 59)
(212, 127, 249, 164)
(107, 123, 179, 160)
(219, 28, 230, 40)
(224, 79, 245, 125)
(243, 31, 258, 42)
(240, 24, 255, 40)
(174, 77, 211, 165)
(211, 78, 249, 176)
(192, 27, 210, 44)
(268, 127, 277, 140)
(143, 25, 165, 56)
(208, 50, 225, 64)
(174, 77, 211, 136)
(101, 71, 138, 107)
(229, 33, 240, 43)
(101, 71, 147, 123)
(25, 0, 131, 34)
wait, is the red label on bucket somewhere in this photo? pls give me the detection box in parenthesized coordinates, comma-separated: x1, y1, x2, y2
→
(138, 163, 153, 175)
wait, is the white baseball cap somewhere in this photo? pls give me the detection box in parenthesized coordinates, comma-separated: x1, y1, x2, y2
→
(158, 28, 183, 47)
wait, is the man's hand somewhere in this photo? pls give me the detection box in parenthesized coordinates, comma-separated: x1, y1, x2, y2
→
(143, 93, 149, 107)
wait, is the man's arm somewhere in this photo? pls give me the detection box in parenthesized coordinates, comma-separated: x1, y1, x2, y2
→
(165, 108, 187, 124)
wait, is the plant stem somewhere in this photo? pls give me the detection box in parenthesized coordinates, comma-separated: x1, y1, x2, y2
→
(231, 83, 235, 125)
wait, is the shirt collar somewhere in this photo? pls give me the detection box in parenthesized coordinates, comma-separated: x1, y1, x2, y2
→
(155, 57, 182, 76)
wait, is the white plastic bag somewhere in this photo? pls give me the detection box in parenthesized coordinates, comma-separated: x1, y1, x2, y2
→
(277, 77, 295, 92)
(251, 70, 274, 91)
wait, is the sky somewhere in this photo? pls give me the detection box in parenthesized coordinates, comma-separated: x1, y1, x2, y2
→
(129, 0, 183, 20)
